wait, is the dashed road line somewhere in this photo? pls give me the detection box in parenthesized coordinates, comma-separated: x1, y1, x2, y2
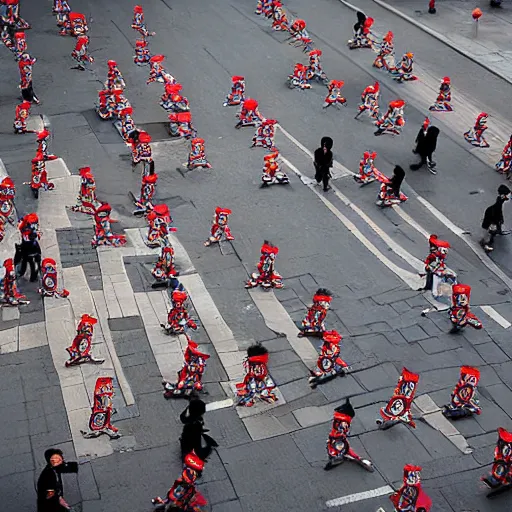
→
(480, 305, 511, 329)
(326, 486, 394, 507)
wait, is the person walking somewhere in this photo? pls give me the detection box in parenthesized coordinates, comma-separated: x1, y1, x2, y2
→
(480, 184, 511, 253)
(410, 124, 440, 174)
(314, 136, 333, 191)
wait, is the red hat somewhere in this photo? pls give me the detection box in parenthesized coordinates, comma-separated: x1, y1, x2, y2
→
(248, 353, 269, 365)
(20, 101, 31, 109)
(187, 339, 210, 359)
(96, 202, 112, 215)
(295, 19, 306, 30)
(165, 83, 182, 94)
(0, 176, 15, 189)
(401, 367, 420, 383)
(69, 12, 86, 21)
(139, 132, 152, 143)
(453, 284, 471, 298)
(153, 204, 170, 216)
(403, 464, 422, 473)
(184, 451, 205, 471)
(134, 5, 143, 13)
(243, 98, 258, 110)
(442, 76, 450, 84)
(25, 213, 39, 223)
(384, 31, 393, 42)
(263, 119, 277, 126)
(261, 242, 279, 255)
(322, 330, 342, 344)
(143, 173, 158, 184)
(42, 258, 57, 268)
(264, 151, 279, 161)
(498, 427, 512, 444)
(3, 258, 14, 271)
(309, 49, 322, 57)
(120, 107, 133, 116)
(14, 32, 25, 40)
(135, 39, 148, 47)
(363, 17, 374, 28)
(333, 80, 344, 88)
(80, 313, 98, 325)
(178, 112, 192, 122)
(215, 206, 232, 215)
(461, 366, 480, 380)
(32, 154, 44, 164)
(37, 129, 50, 140)
(150, 54, 165, 63)
(172, 290, 188, 302)
(477, 112, 488, 120)
(107, 60, 117, 67)
(191, 137, 204, 145)
(390, 100, 405, 108)
(232, 75, 244, 82)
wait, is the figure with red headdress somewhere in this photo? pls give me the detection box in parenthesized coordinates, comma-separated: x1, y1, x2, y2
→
(245, 241, 283, 289)
(26, 153, 54, 199)
(373, 31, 395, 71)
(442, 366, 481, 419)
(464, 113, 490, 148)
(96, 89, 127, 120)
(236, 345, 278, 407)
(53, 0, 71, 32)
(392, 52, 417, 82)
(251, 119, 277, 150)
(324, 398, 374, 471)
(152, 243, 179, 283)
(18, 52, 39, 104)
(223, 75, 245, 107)
(323, 80, 346, 109)
(429, 76, 453, 111)
(133, 172, 157, 215)
(449, 284, 482, 333)
(132, 5, 155, 39)
(168, 112, 196, 138)
(375, 100, 405, 136)
(309, 331, 350, 388)
(13, 100, 32, 133)
(69, 167, 99, 214)
(0, 0, 30, 31)
(65, 314, 104, 366)
(162, 336, 208, 399)
(160, 83, 190, 112)
(287, 63, 311, 90)
(0, 176, 16, 243)
(390, 465, 432, 511)
(287, 18, 313, 52)
(147, 54, 174, 85)
(204, 207, 234, 246)
(38, 258, 69, 298)
(298, 288, 333, 337)
(116, 106, 136, 143)
(161, 289, 197, 335)
(91, 202, 127, 247)
(18, 212, 40, 242)
(1, 258, 29, 306)
(104, 60, 125, 90)
(235, 98, 264, 128)
(348, 11, 375, 49)
(134, 38, 150, 65)
(262, 151, 289, 186)
(306, 49, 329, 84)
(145, 204, 176, 248)
(71, 34, 94, 70)
(496, 135, 512, 178)
(11, 30, 26, 61)
(376, 166, 408, 208)
(482, 428, 512, 496)
(36, 129, 58, 161)
(271, 1, 289, 31)
(354, 151, 384, 185)
(255, 0, 273, 16)
(130, 130, 153, 174)
(187, 138, 211, 170)
(151, 452, 207, 511)
(377, 367, 419, 429)
(355, 82, 379, 120)
(67, 12, 88, 36)
(81, 377, 120, 439)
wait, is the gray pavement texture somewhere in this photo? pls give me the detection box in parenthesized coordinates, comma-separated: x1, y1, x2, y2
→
(1, 0, 512, 511)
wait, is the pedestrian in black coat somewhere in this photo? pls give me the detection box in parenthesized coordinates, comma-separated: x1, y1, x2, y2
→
(314, 137, 333, 191)
(389, 165, 405, 198)
(15, 232, 41, 282)
(480, 185, 511, 252)
(36, 448, 78, 512)
(410, 126, 440, 174)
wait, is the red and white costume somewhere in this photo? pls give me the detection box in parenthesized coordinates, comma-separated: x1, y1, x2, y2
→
(354, 151, 384, 185)
(70, 167, 99, 214)
(261, 151, 289, 186)
(373, 31, 395, 71)
(82, 377, 120, 439)
(146, 54, 174, 85)
(236, 98, 265, 128)
(162, 290, 198, 336)
(28, 153, 54, 197)
(0, 176, 16, 243)
(132, 5, 155, 39)
(12, 31, 26, 61)
(355, 82, 379, 120)
(168, 111, 196, 138)
(13, 100, 31, 133)
(187, 138, 211, 169)
(204, 207, 234, 246)
(271, 1, 289, 31)
(18, 52, 35, 92)
(252, 119, 277, 150)
(323, 80, 346, 109)
(392, 52, 417, 82)
(496, 135, 512, 177)
(375, 100, 406, 136)
(133, 173, 158, 214)
(287, 19, 313, 52)
(464, 112, 490, 148)
(255, 0, 273, 17)
(118, 106, 136, 142)
(38, 258, 69, 298)
(97, 89, 128, 120)
(36, 129, 58, 161)
(134, 38, 150, 65)
(71, 34, 94, 69)
(65, 314, 104, 367)
(443, 366, 481, 418)
(245, 241, 283, 289)
(131, 131, 153, 170)
(152, 245, 178, 282)
(18, 212, 41, 242)
(310, 331, 349, 386)
(91, 202, 127, 248)
(145, 204, 176, 248)
(160, 83, 190, 112)
(67, 12, 88, 37)
(1, 258, 28, 306)
(105, 60, 125, 90)
(299, 289, 332, 336)
(449, 284, 482, 332)
(348, 16, 375, 49)
(429, 76, 453, 112)
(390, 465, 432, 512)
(53, 0, 71, 30)
(306, 49, 328, 83)
(223, 75, 245, 107)
(288, 63, 311, 90)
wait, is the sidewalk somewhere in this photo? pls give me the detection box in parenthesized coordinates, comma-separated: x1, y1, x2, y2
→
(373, 0, 512, 83)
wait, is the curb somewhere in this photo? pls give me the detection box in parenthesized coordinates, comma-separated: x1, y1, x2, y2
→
(337, 0, 512, 86)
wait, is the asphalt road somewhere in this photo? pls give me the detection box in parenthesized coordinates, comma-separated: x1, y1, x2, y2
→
(1, 0, 512, 511)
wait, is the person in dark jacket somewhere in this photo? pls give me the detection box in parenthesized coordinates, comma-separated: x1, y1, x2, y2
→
(390, 165, 405, 198)
(314, 137, 333, 191)
(410, 125, 440, 174)
(15, 230, 41, 282)
(480, 184, 511, 252)
(180, 398, 218, 462)
(37, 448, 78, 512)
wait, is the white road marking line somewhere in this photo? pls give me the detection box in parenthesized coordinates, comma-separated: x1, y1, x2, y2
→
(205, 398, 234, 412)
(480, 305, 511, 329)
(391, 206, 430, 238)
(281, 156, 423, 290)
(326, 485, 394, 507)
